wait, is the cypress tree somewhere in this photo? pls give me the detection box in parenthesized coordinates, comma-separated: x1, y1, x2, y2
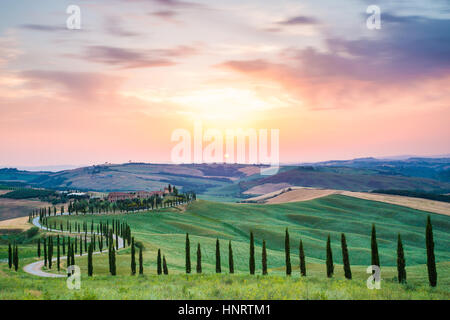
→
(79, 235, 83, 256)
(228, 241, 234, 274)
(67, 238, 71, 266)
(299, 240, 306, 277)
(62, 237, 65, 255)
(139, 246, 143, 275)
(88, 243, 93, 276)
(196, 243, 202, 274)
(426, 216, 437, 287)
(48, 236, 53, 269)
(71, 243, 75, 266)
(131, 237, 136, 275)
(37, 239, 41, 258)
(13, 244, 19, 271)
(157, 249, 162, 275)
(110, 247, 116, 276)
(326, 235, 334, 278)
(163, 255, 168, 275)
(262, 240, 267, 275)
(341, 233, 352, 279)
(397, 234, 406, 284)
(216, 238, 221, 273)
(371, 224, 380, 267)
(8, 242, 12, 269)
(66, 243, 72, 276)
(185, 233, 191, 274)
(44, 237, 47, 267)
(249, 231, 255, 275)
(108, 244, 112, 274)
(57, 235, 60, 271)
(285, 228, 291, 276)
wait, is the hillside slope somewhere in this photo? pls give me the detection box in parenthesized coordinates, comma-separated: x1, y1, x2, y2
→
(47, 195, 450, 269)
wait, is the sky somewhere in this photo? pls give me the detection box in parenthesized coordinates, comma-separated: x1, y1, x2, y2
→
(0, 0, 449, 167)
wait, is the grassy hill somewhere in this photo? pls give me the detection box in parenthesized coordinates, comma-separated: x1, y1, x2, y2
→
(1, 195, 449, 299)
(46, 195, 450, 270)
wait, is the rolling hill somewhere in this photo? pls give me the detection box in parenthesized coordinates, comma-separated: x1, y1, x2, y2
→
(1, 158, 449, 201)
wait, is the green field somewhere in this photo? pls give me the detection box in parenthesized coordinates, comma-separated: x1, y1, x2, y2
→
(0, 194, 449, 299)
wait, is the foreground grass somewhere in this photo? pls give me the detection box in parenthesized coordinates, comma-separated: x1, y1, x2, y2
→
(1, 252, 449, 300)
(1, 266, 448, 300)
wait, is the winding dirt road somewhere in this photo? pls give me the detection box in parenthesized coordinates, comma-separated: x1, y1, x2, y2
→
(23, 214, 124, 278)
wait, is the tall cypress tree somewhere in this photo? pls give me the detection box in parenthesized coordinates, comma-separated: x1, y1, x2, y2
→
(48, 236, 53, 269)
(8, 242, 12, 269)
(108, 243, 112, 274)
(139, 246, 143, 275)
(262, 240, 267, 275)
(228, 240, 234, 274)
(71, 243, 75, 266)
(163, 255, 168, 275)
(88, 243, 93, 276)
(57, 235, 60, 271)
(62, 237, 65, 255)
(13, 244, 19, 271)
(326, 235, 334, 278)
(185, 233, 191, 274)
(299, 240, 306, 277)
(79, 235, 83, 256)
(131, 237, 136, 275)
(157, 249, 162, 275)
(66, 242, 72, 276)
(249, 231, 255, 275)
(37, 239, 41, 258)
(371, 224, 380, 267)
(43, 237, 47, 267)
(110, 247, 116, 276)
(341, 233, 352, 279)
(216, 238, 221, 273)
(397, 234, 406, 284)
(67, 238, 71, 267)
(285, 228, 291, 276)
(426, 216, 437, 287)
(196, 243, 202, 274)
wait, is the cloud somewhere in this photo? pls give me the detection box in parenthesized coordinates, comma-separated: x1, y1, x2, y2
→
(73, 44, 199, 69)
(78, 46, 176, 69)
(219, 14, 450, 111)
(19, 70, 123, 101)
(277, 15, 319, 26)
(149, 0, 202, 8)
(19, 24, 66, 32)
(103, 17, 140, 37)
(0, 36, 21, 67)
(125, 0, 203, 9)
(150, 10, 178, 20)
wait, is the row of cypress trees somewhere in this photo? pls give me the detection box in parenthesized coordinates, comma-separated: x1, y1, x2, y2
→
(7, 242, 19, 271)
(181, 217, 437, 287)
(157, 249, 169, 275)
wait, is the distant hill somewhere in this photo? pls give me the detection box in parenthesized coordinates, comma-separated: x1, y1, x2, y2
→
(239, 166, 450, 194)
(1, 158, 449, 200)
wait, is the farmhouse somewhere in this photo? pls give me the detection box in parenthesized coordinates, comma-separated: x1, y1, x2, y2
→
(107, 192, 134, 202)
(107, 188, 168, 202)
